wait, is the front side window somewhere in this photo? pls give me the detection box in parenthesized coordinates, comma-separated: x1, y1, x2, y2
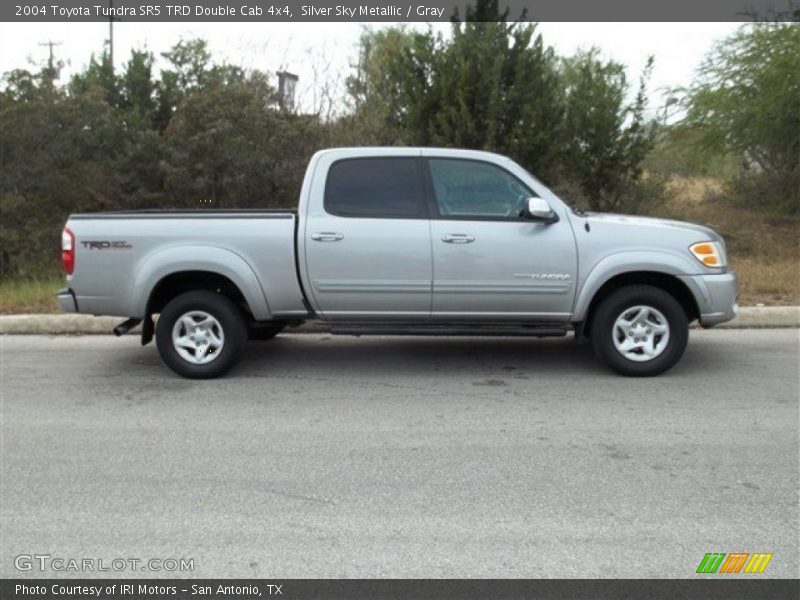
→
(428, 158, 535, 219)
(324, 157, 425, 218)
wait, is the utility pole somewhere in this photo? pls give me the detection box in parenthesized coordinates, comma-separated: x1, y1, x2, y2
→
(106, 0, 118, 75)
(38, 40, 61, 70)
(38, 40, 62, 81)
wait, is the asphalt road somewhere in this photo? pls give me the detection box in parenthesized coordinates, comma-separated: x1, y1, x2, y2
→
(1, 330, 798, 578)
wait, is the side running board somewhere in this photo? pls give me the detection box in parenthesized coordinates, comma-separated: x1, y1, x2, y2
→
(328, 324, 569, 337)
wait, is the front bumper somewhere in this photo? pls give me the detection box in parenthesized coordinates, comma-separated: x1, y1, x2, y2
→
(678, 272, 738, 328)
(56, 288, 78, 313)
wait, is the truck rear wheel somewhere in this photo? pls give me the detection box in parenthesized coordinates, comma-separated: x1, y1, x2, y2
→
(155, 290, 247, 379)
(591, 285, 688, 376)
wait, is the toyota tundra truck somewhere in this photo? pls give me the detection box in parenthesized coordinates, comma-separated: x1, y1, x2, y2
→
(58, 147, 738, 378)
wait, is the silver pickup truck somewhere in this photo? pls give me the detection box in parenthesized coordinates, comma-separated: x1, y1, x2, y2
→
(58, 147, 737, 378)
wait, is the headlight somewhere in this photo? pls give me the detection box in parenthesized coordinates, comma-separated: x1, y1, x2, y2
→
(689, 241, 726, 268)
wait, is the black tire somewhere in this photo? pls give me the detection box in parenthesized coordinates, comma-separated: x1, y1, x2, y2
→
(590, 284, 689, 377)
(248, 322, 286, 341)
(155, 290, 248, 379)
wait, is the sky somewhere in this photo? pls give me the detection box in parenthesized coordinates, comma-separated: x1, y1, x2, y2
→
(0, 21, 742, 119)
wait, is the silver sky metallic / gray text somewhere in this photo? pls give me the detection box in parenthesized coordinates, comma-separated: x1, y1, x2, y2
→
(300, 5, 445, 18)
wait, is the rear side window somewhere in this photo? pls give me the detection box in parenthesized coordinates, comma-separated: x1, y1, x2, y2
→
(324, 158, 425, 218)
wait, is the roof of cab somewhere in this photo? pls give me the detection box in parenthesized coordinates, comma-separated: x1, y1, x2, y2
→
(313, 146, 511, 162)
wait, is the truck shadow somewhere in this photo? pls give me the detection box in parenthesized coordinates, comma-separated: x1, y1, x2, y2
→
(233, 331, 734, 379)
(237, 334, 606, 378)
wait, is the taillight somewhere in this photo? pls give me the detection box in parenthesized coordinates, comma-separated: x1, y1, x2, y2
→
(62, 227, 75, 275)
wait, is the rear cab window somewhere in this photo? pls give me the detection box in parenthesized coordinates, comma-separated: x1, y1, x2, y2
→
(324, 157, 427, 218)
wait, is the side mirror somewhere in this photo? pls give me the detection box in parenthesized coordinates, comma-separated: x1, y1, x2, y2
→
(523, 197, 559, 224)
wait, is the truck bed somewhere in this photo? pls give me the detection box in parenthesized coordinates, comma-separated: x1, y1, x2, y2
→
(64, 209, 307, 320)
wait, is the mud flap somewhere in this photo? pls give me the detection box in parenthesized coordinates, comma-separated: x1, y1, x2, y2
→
(141, 314, 154, 346)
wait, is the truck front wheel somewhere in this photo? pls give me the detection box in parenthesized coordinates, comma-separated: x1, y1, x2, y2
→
(155, 290, 248, 379)
(591, 285, 688, 376)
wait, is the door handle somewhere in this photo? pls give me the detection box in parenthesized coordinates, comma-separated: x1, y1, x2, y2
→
(311, 232, 344, 242)
(442, 233, 475, 244)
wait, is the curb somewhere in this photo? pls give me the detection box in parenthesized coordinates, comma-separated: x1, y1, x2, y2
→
(710, 306, 799, 329)
(0, 307, 798, 335)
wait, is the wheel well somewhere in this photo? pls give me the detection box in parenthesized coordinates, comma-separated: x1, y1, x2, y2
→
(582, 271, 699, 336)
(146, 271, 251, 317)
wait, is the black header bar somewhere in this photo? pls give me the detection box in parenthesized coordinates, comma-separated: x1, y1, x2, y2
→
(3, 579, 800, 600)
(3, 0, 799, 23)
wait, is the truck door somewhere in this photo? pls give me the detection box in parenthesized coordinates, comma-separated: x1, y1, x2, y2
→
(425, 156, 578, 321)
(303, 155, 432, 319)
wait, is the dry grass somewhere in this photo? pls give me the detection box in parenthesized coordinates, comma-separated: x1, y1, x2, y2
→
(656, 177, 799, 305)
(0, 276, 62, 314)
(731, 257, 800, 305)
(666, 176, 724, 204)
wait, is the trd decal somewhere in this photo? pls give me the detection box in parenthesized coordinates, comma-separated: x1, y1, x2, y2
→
(81, 241, 132, 250)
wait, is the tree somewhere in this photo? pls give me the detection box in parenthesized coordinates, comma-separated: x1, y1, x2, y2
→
(346, 0, 658, 211)
(682, 23, 800, 213)
(162, 71, 321, 209)
(346, 27, 440, 145)
(120, 49, 156, 116)
(347, 0, 564, 180)
(431, 4, 563, 178)
(1, 66, 128, 276)
(559, 51, 656, 211)
(68, 51, 119, 106)
(1, 38, 329, 277)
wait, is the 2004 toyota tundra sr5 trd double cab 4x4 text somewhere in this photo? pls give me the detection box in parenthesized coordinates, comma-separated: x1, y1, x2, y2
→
(58, 148, 738, 378)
